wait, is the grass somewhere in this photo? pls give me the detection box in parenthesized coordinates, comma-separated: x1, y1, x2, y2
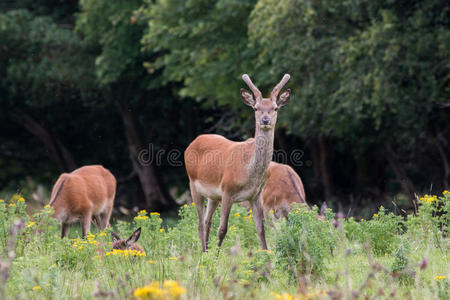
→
(0, 192, 448, 299)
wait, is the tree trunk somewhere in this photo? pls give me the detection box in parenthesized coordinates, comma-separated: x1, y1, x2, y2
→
(318, 136, 333, 201)
(10, 110, 77, 172)
(118, 99, 175, 211)
(386, 146, 417, 214)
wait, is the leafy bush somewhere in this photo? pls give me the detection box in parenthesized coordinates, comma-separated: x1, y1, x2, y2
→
(345, 206, 403, 256)
(274, 204, 336, 278)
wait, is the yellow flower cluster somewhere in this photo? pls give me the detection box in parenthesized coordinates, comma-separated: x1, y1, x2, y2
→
(243, 214, 253, 223)
(135, 209, 150, 220)
(86, 233, 99, 245)
(151, 212, 160, 216)
(373, 213, 378, 218)
(105, 249, 146, 257)
(71, 239, 88, 250)
(32, 286, 41, 291)
(419, 194, 438, 203)
(234, 213, 240, 217)
(134, 280, 186, 300)
(434, 275, 447, 281)
(270, 288, 327, 300)
(443, 190, 450, 195)
(26, 221, 35, 228)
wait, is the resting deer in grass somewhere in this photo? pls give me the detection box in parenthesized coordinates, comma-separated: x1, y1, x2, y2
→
(110, 227, 144, 253)
(49, 165, 116, 238)
(185, 74, 291, 251)
(243, 162, 307, 218)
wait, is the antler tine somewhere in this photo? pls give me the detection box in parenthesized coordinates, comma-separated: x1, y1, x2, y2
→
(242, 74, 262, 98)
(271, 74, 291, 98)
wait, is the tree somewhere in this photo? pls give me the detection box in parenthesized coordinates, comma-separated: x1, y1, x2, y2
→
(76, 0, 177, 210)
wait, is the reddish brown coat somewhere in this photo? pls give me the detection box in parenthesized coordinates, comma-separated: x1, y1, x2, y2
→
(50, 165, 116, 238)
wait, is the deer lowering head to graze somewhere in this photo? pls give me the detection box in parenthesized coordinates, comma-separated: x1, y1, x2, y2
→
(184, 74, 291, 251)
(110, 227, 144, 253)
(260, 162, 306, 218)
(49, 165, 116, 238)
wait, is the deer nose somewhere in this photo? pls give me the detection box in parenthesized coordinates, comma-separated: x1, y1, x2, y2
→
(261, 116, 270, 125)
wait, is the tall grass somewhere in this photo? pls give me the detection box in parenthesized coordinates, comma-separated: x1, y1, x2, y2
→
(0, 192, 448, 299)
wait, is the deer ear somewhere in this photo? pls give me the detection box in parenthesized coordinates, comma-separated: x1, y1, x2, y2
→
(241, 88, 256, 107)
(111, 231, 121, 243)
(126, 227, 141, 245)
(277, 89, 291, 107)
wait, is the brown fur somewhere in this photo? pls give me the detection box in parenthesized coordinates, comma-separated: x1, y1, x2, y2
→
(49, 165, 116, 238)
(184, 74, 291, 252)
(261, 162, 306, 218)
(111, 228, 144, 253)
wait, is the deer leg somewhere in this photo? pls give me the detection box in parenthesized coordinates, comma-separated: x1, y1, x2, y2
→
(190, 181, 206, 252)
(99, 203, 113, 230)
(217, 194, 232, 248)
(204, 198, 219, 250)
(61, 223, 69, 238)
(81, 210, 92, 238)
(252, 195, 268, 250)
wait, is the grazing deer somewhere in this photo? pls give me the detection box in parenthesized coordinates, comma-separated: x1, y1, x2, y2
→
(245, 162, 307, 218)
(184, 74, 291, 251)
(49, 165, 116, 238)
(110, 227, 144, 253)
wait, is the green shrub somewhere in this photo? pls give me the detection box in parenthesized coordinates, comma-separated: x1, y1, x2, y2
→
(274, 204, 336, 278)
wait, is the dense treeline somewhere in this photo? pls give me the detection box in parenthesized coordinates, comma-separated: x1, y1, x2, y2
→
(0, 0, 449, 215)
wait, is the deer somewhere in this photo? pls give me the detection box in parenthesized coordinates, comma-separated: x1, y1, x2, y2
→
(242, 162, 307, 218)
(49, 165, 116, 238)
(184, 74, 291, 252)
(110, 227, 144, 253)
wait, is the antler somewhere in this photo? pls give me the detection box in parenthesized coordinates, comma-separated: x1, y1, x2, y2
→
(242, 74, 262, 99)
(271, 74, 291, 98)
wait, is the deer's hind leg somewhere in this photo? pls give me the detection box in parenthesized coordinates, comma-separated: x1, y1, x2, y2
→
(217, 193, 233, 248)
(81, 210, 92, 238)
(190, 181, 206, 252)
(61, 223, 69, 238)
(204, 198, 219, 250)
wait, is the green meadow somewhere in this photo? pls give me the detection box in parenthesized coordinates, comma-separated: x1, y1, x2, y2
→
(0, 192, 448, 300)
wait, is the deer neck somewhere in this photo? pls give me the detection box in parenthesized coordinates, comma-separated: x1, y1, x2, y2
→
(248, 126, 274, 180)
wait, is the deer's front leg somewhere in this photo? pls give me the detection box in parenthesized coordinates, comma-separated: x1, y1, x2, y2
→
(252, 194, 268, 250)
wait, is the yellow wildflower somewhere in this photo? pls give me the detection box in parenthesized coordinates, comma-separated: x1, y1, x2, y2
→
(234, 213, 240, 217)
(9, 203, 16, 207)
(245, 270, 254, 276)
(443, 190, 450, 195)
(44, 204, 51, 209)
(163, 280, 187, 299)
(160, 228, 165, 232)
(269, 209, 275, 214)
(373, 213, 378, 218)
(435, 275, 447, 281)
(98, 231, 106, 237)
(105, 249, 146, 257)
(191, 202, 195, 206)
(150, 212, 160, 216)
(138, 209, 147, 214)
(183, 204, 188, 207)
(148, 260, 155, 264)
(17, 197, 25, 202)
(26, 221, 35, 228)
(135, 215, 149, 220)
(168, 257, 179, 261)
(32, 286, 41, 291)
(0, 199, 4, 202)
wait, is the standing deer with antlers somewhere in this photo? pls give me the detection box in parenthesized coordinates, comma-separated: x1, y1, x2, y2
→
(184, 74, 291, 251)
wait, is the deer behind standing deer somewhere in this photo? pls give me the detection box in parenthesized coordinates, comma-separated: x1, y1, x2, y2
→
(184, 74, 292, 251)
(49, 165, 116, 238)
